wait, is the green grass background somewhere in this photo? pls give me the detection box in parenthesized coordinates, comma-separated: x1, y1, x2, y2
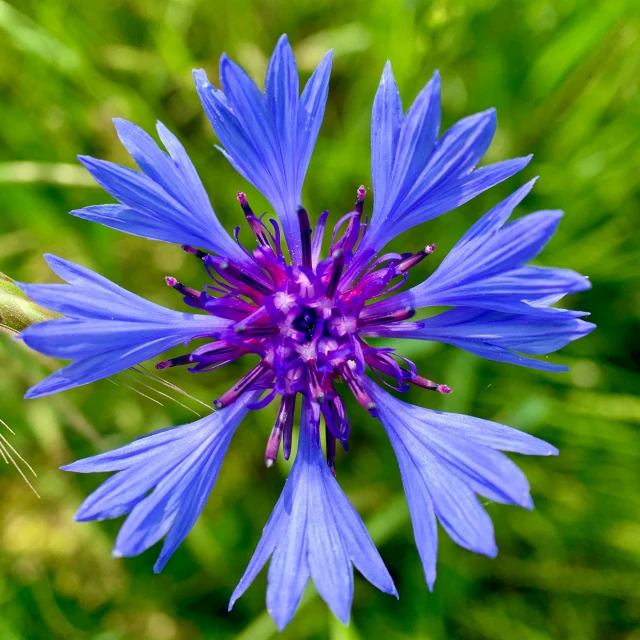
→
(1, 0, 639, 638)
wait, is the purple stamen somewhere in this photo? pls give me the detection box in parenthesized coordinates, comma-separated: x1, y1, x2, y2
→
(165, 276, 200, 301)
(396, 244, 436, 273)
(277, 394, 296, 461)
(264, 422, 282, 467)
(156, 354, 193, 369)
(411, 375, 452, 394)
(325, 249, 345, 298)
(238, 192, 271, 247)
(297, 205, 313, 269)
(234, 324, 280, 337)
(326, 428, 337, 476)
(355, 185, 366, 215)
(306, 360, 325, 404)
(311, 209, 329, 267)
(263, 393, 296, 467)
(181, 245, 207, 259)
(358, 306, 416, 326)
(337, 361, 377, 416)
(214, 361, 272, 409)
(209, 257, 274, 296)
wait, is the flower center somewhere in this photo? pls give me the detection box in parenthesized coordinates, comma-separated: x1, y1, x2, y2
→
(158, 187, 451, 473)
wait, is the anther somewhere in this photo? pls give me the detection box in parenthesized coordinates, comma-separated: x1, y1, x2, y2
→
(156, 354, 193, 370)
(237, 191, 253, 215)
(358, 306, 416, 327)
(325, 249, 345, 298)
(181, 245, 207, 259)
(215, 259, 274, 295)
(237, 192, 271, 247)
(234, 324, 280, 337)
(326, 428, 337, 476)
(305, 360, 325, 404)
(280, 394, 296, 460)
(297, 205, 313, 268)
(214, 361, 272, 409)
(396, 244, 436, 273)
(337, 363, 378, 416)
(355, 185, 366, 215)
(411, 375, 452, 394)
(264, 417, 284, 467)
(165, 276, 200, 301)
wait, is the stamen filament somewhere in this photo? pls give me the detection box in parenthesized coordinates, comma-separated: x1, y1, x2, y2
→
(326, 427, 336, 476)
(396, 244, 436, 273)
(279, 394, 296, 460)
(211, 258, 274, 296)
(411, 375, 452, 394)
(355, 185, 366, 215)
(165, 277, 200, 301)
(337, 361, 377, 416)
(306, 360, 325, 404)
(237, 192, 271, 247)
(181, 245, 207, 259)
(156, 354, 193, 370)
(297, 205, 313, 269)
(214, 361, 272, 409)
(325, 249, 345, 298)
(358, 306, 416, 326)
(234, 325, 280, 337)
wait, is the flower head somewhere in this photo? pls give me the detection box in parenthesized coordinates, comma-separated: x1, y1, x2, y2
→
(20, 35, 593, 629)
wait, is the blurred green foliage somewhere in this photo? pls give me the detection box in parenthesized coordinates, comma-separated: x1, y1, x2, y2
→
(1, 0, 639, 638)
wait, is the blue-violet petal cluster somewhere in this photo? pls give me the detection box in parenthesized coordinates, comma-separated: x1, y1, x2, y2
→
(20, 34, 593, 630)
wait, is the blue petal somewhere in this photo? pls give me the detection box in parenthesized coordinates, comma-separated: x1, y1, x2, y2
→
(322, 471, 398, 597)
(399, 156, 532, 234)
(297, 51, 333, 191)
(361, 307, 595, 371)
(415, 426, 533, 509)
(266, 479, 311, 631)
(265, 35, 299, 214)
(365, 380, 557, 587)
(362, 184, 591, 319)
(194, 36, 333, 265)
(362, 72, 529, 253)
(370, 62, 404, 222)
(231, 398, 395, 630)
(72, 120, 252, 269)
(387, 70, 441, 209)
(113, 436, 216, 558)
(301, 418, 353, 625)
(19, 255, 229, 398)
(379, 424, 439, 588)
(228, 489, 291, 610)
(62, 395, 254, 567)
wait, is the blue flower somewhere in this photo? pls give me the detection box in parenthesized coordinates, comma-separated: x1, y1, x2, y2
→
(20, 34, 593, 629)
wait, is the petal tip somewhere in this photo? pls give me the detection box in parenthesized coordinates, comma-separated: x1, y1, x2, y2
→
(24, 385, 43, 400)
(521, 493, 535, 510)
